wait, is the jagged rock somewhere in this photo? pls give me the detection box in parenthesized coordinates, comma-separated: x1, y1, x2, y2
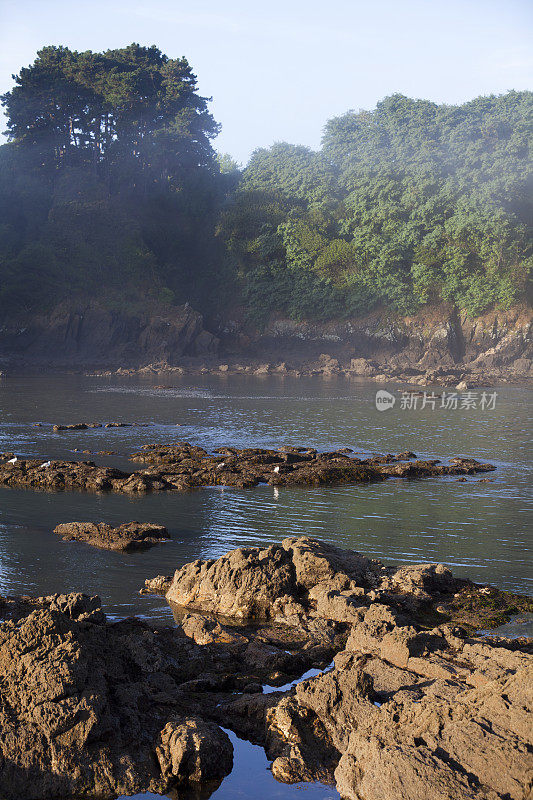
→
(164, 537, 387, 621)
(2, 538, 532, 800)
(153, 538, 533, 800)
(0, 594, 233, 799)
(161, 537, 465, 625)
(143, 574, 173, 594)
(53, 521, 169, 552)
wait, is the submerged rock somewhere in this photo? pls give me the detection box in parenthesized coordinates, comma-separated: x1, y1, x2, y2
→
(53, 521, 170, 552)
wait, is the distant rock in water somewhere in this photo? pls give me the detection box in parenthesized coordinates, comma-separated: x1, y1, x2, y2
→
(0, 445, 497, 494)
(53, 521, 169, 552)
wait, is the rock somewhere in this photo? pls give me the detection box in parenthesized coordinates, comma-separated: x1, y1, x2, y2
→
(348, 358, 377, 376)
(143, 574, 173, 594)
(0, 593, 234, 799)
(156, 718, 233, 785)
(0, 302, 219, 367)
(333, 657, 533, 800)
(53, 423, 88, 431)
(226, 540, 532, 800)
(2, 538, 532, 800)
(512, 357, 533, 376)
(0, 445, 496, 495)
(163, 537, 458, 623)
(254, 363, 271, 375)
(456, 380, 468, 391)
(53, 521, 170, 552)
(243, 682, 263, 694)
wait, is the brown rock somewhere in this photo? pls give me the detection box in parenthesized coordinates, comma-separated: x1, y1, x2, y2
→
(53, 521, 169, 551)
(0, 594, 232, 799)
(0, 445, 496, 496)
(156, 718, 233, 785)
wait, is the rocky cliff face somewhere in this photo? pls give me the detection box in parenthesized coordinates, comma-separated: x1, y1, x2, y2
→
(1, 301, 531, 377)
(0, 302, 219, 368)
(220, 304, 533, 378)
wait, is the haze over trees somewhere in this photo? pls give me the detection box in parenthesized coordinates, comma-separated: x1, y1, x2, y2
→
(1, 45, 531, 323)
(0, 44, 231, 314)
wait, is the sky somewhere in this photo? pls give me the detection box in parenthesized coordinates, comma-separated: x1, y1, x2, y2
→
(0, 0, 531, 164)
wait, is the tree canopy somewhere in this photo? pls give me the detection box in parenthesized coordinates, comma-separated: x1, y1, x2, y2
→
(0, 44, 231, 314)
(222, 91, 532, 321)
(0, 47, 531, 324)
(2, 44, 219, 175)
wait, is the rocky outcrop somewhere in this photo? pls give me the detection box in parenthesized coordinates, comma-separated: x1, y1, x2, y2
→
(151, 538, 533, 800)
(2, 300, 531, 380)
(130, 443, 495, 490)
(53, 521, 169, 552)
(162, 537, 466, 624)
(0, 301, 219, 368)
(0, 584, 345, 800)
(0, 593, 234, 800)
(0, 446, 496, 494)
(219, 304, 533, 381)
(267, 617, 533, 800)
(1, 539, 531, 800)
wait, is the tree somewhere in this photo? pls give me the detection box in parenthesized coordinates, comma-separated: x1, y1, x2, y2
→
(1, 44, 220, 179)
(222, 91, 532, 321)
(0, 44, 227, 315)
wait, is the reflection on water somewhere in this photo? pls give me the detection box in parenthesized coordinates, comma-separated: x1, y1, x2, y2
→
(116, 728, 339, 800)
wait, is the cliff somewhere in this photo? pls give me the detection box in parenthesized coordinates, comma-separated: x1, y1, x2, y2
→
(1, 301, 531, 379)
(0, 302, 219, 370)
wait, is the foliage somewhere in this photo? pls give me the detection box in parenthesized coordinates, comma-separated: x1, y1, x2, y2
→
(224, 91, 532, 321)
(0, 44, 229, 315)
(0, 46, 531, 324)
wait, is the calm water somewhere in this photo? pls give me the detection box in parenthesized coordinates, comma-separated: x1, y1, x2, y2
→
(0, 373, 531, 800)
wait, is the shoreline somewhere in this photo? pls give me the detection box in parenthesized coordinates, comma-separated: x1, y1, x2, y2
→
(1, 302, 531, 387)
(2, 358, 533, 388)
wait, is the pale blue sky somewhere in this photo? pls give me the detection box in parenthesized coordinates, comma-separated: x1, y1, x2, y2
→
(0, 0, 531, 163)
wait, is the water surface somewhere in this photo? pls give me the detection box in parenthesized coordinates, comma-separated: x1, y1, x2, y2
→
(0, 373, 531, 799)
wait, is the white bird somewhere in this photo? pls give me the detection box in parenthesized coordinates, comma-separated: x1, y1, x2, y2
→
(7, 457, 17, 464)
(216, 462, 225, 470)
(40, 461, 51, 469)
(273, 465, 280, 473)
